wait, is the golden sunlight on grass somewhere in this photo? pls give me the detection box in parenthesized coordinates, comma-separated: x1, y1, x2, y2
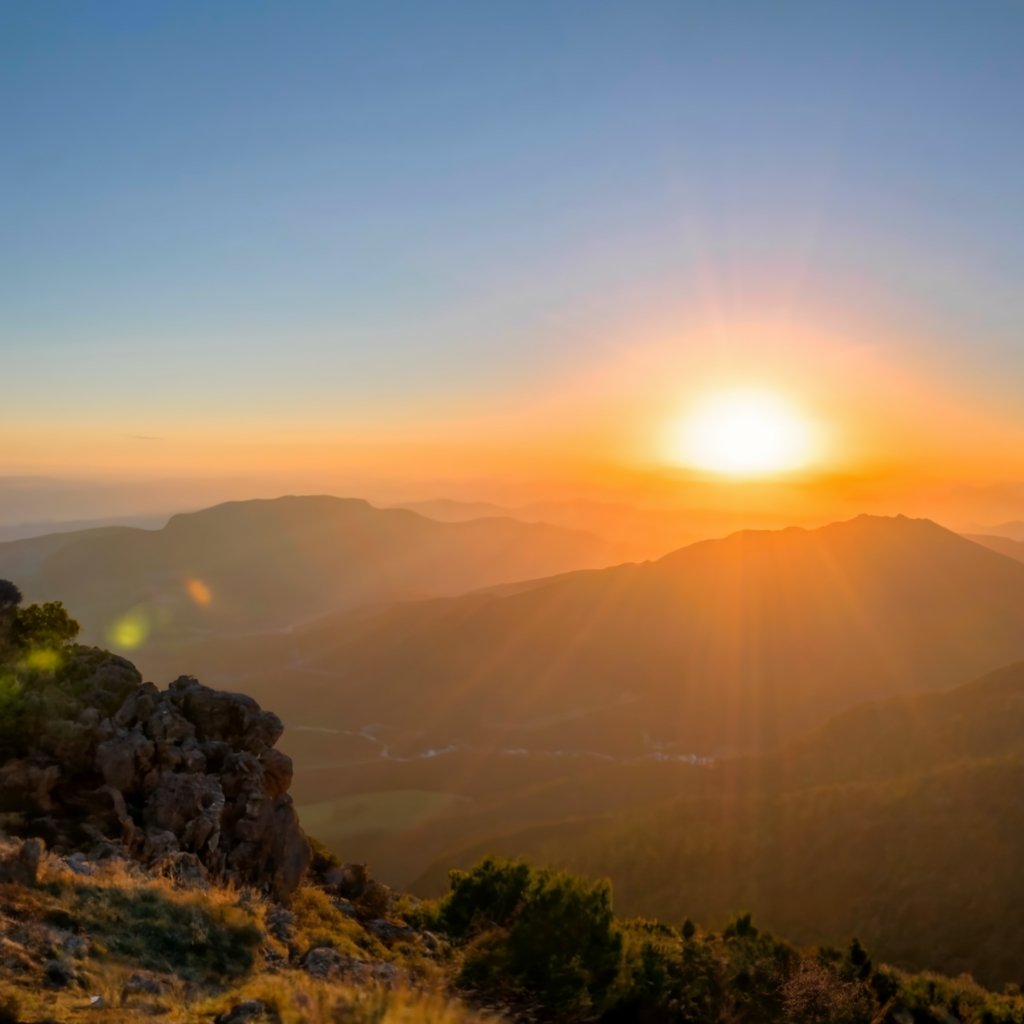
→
(667, 388, 819, 476)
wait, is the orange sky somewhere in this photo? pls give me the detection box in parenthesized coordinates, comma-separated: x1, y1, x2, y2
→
(6, 3, 1024, 537)
(5, 309, 1022, 503)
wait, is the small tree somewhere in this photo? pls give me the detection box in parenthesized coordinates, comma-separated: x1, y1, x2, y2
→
(438, 857, 623, 1017)
(10, 601, 80, 650)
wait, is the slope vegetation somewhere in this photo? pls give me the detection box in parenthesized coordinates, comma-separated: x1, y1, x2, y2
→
(415, 663, 1024, 988)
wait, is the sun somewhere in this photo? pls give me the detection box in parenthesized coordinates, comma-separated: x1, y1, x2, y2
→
(669, 389, 816, 475)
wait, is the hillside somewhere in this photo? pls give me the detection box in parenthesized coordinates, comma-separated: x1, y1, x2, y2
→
(413, 663, 1024, 989)
(9, 836, 1024, 1024)
(3, 590, 1024, 1021)
(6, 589, 1024, 1019)
(0, 496, 619, 647)
(196, 514, 1024, 760)
(124, 513, 1024, 928)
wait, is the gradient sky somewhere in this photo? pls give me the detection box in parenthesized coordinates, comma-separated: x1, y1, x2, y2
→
(4, 1, 1024, 498)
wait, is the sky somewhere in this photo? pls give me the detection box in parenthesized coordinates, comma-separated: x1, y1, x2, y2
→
(3, 1, 1024, 518)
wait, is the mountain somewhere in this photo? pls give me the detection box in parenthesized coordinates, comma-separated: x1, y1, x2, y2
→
(132, 513, 1024, 918)
(984, 520, 1024, 542)
(967, 533, 1024, 563)
(398, 497, 808, 561)
(216, 514, 1024, 760)
(769, 659, 1024, 785)
(0, 513, 169, 543)
(1, 603, 1021, 1023)
(0, 495, 619, 647)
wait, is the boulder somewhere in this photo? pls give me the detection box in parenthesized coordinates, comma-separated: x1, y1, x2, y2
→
(302, 946, 348, 980)
(153, 851, 210, 889)
(0, 652, 310, 898)
(167, 676, 284, 750)
(95, 729, 155, 793)
(258, 748, 293, 798)
(122, 971, 169, 996)
(215, 1000, 282, 1024)
(0, 760, 60, 813)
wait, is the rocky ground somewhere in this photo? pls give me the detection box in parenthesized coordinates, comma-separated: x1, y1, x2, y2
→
(0, 832, 491, 1023)
(2, 640, 1023, 1024)
(0, 650, 309, 900)
(0, 645, 492, 1023)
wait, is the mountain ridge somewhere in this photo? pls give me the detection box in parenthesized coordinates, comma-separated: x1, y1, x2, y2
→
(232, 513, 1024, 759)
(0, 495, 621, 647)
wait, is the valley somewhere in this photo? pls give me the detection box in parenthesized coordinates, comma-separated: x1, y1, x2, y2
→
(16, 497, 1013, 988)
(6, 495, 1024, 996)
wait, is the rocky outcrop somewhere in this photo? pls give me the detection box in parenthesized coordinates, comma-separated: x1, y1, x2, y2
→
(0, 651, 310, 898)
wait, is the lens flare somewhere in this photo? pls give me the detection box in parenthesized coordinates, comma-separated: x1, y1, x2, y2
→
(185, 577, 213, 607)
(108, 609, 151, 650)
(21, 648, 62, 673)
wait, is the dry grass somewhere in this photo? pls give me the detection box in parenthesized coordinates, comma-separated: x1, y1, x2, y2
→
(0, 841, 496, 1024)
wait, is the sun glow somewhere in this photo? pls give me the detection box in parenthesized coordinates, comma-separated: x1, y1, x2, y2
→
(670, 389, 817, 475)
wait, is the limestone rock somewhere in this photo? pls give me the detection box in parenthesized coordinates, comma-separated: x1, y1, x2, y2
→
(0, 651, 310, 898)
(167, 676, 284, 751)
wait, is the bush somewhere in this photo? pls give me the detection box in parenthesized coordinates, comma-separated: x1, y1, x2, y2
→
(437, 857, 623, 1018)
(782, 961, 875, 1024)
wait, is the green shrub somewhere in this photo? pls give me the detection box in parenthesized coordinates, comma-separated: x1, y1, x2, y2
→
(437, 857, 623, 1018)
(10, 601, 79, 651)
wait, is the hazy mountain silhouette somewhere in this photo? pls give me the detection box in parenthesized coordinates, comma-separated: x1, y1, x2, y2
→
(985, 519, 1024, 542)
(238, 514, 1024, 758)
(398, 497, 807, 561)
(967, 532, 1024, 563)
(0, 495, 619, 645)
(0, 514, 169, 544)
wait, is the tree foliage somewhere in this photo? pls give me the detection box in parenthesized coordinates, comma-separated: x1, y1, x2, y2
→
(9, 600, 80, 651)
(423, 856, 1024, 1024)
(436, 857, 623, 1017)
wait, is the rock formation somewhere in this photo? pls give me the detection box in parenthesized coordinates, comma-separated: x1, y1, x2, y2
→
(0, 648, 310, 898)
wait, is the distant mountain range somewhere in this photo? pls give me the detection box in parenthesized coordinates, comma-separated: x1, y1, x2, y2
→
(985, 520, 1024, 542)
(0, 495, 620, 646)
(211, 514, 1024, 760)
(397, 497, 810, 561)
(6, 499, 1024, 991)
(968, 532, 1024, 563)
(0, 514, 170, 544)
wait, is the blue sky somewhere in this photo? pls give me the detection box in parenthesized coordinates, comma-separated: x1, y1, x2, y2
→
(3, 1, 1024, 478)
